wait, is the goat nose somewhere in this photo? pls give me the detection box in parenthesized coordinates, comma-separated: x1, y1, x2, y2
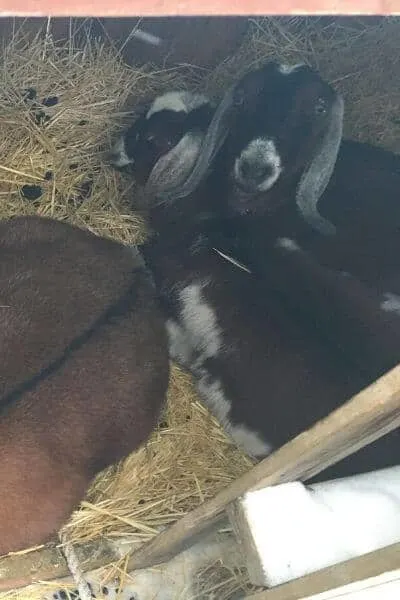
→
(239, 160, 272, 184)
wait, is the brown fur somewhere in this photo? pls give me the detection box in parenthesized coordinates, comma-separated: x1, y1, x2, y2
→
(0, 216, 169, 555)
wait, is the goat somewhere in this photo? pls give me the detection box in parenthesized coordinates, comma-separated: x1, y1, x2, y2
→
(111, 87, 400, 483)
(147, 68, 400, 380)
(160, 63, 400, 301)
(109, 90, 214, 185)
(0, 215, 169, 556)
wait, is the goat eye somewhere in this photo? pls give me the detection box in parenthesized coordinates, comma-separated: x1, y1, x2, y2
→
(315, 97, 327, 115)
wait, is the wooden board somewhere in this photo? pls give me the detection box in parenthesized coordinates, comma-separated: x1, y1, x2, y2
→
(124, 363, 400, 573)
(0, 0, 399, 17)
(244, 542, 400, 600)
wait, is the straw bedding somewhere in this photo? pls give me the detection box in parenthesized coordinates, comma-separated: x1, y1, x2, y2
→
(0, 16, 399, 599)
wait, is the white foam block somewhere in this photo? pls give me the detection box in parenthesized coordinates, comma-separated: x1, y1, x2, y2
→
(228, 465, 400, 588)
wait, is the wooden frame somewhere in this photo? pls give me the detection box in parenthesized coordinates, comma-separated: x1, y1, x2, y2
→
(0, 0, 399, 17)
(246, 542, 400, 600)
(1, 363, 400, 592)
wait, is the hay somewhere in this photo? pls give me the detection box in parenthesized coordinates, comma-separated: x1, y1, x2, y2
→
(203, 17, 400, 152)
(0, 15, 399, 600)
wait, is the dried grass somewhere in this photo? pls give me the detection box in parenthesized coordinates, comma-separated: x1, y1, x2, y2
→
(204, 16, 400, 152)
(0, 15, 399, 600)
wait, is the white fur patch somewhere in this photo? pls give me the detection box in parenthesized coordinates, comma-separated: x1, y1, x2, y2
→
(230, 423, 272, 458)
(177, 280, 271, 459)
(234, 138, 282, 192)
(146, 91, 209, 119)
(179, 280, 222, 359)
(278, 62, 305, 75)
(166, 318, 192, 368)
(109, 136, 133, 167)
(197, 375, 271, 458)
(276, 237, 300, 252)
(197, 375, 231, 430)
(381, 292, 400, 316)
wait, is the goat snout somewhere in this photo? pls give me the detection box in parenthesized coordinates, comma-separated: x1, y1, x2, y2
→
(238, 158, 273, 186)
(233, 138, 282, 194)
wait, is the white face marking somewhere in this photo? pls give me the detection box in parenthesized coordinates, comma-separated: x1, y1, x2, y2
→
(146, 91, 210, 119)
(234, 138, 282, 192)
(381, 292, 400, 316)
(179, 280, 222, 359)
(278, 62, 305, 75)
(276, 237, 300, 252)
(109, 136, 133, 167)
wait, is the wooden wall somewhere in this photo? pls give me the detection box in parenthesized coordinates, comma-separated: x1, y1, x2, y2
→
(0, 17, 248, 68)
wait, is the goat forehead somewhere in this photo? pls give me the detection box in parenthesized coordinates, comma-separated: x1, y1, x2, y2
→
(146, 91, 209, 118)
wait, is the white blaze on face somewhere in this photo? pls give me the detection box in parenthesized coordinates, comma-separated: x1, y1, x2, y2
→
(234, 138, 282, 192)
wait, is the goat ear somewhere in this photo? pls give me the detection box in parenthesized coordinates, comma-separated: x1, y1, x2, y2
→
(295, 95, 344, 235)
(156, 85, 238, 202)
(145, 131, 204, 194)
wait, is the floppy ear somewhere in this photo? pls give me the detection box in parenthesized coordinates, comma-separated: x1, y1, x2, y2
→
(145, 131, 205, 195)
(156, 85, 239, 203)
(295, 95, 344, 235)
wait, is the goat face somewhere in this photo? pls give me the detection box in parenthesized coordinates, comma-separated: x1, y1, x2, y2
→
(155, 63, 343, 235)
(219, 62, 344, 235)
(108, 91, 213, 186)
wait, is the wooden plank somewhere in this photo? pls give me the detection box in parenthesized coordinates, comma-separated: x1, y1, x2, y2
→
(1, 363, 400, 591)
(0, 538, 118, 592)
(0, 0, 399, 17)
(244, 542, 400, 600)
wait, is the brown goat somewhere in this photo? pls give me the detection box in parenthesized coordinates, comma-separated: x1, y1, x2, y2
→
(0, 216, 169, 556)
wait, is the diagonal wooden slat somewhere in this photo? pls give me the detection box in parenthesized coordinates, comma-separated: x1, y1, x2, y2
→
(0, 0, 399, 17)
(125, 363, 400, 572)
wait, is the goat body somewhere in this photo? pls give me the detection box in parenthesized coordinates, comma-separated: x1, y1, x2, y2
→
(115, 81, 400, 483)
(141, 200, 400, 483)
(0, 216, 169, 555)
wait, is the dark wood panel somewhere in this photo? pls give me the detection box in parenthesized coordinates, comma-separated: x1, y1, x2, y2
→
(0, 17, 248, 68)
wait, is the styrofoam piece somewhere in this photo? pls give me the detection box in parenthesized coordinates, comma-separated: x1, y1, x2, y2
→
(231, 465, 400, 587)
